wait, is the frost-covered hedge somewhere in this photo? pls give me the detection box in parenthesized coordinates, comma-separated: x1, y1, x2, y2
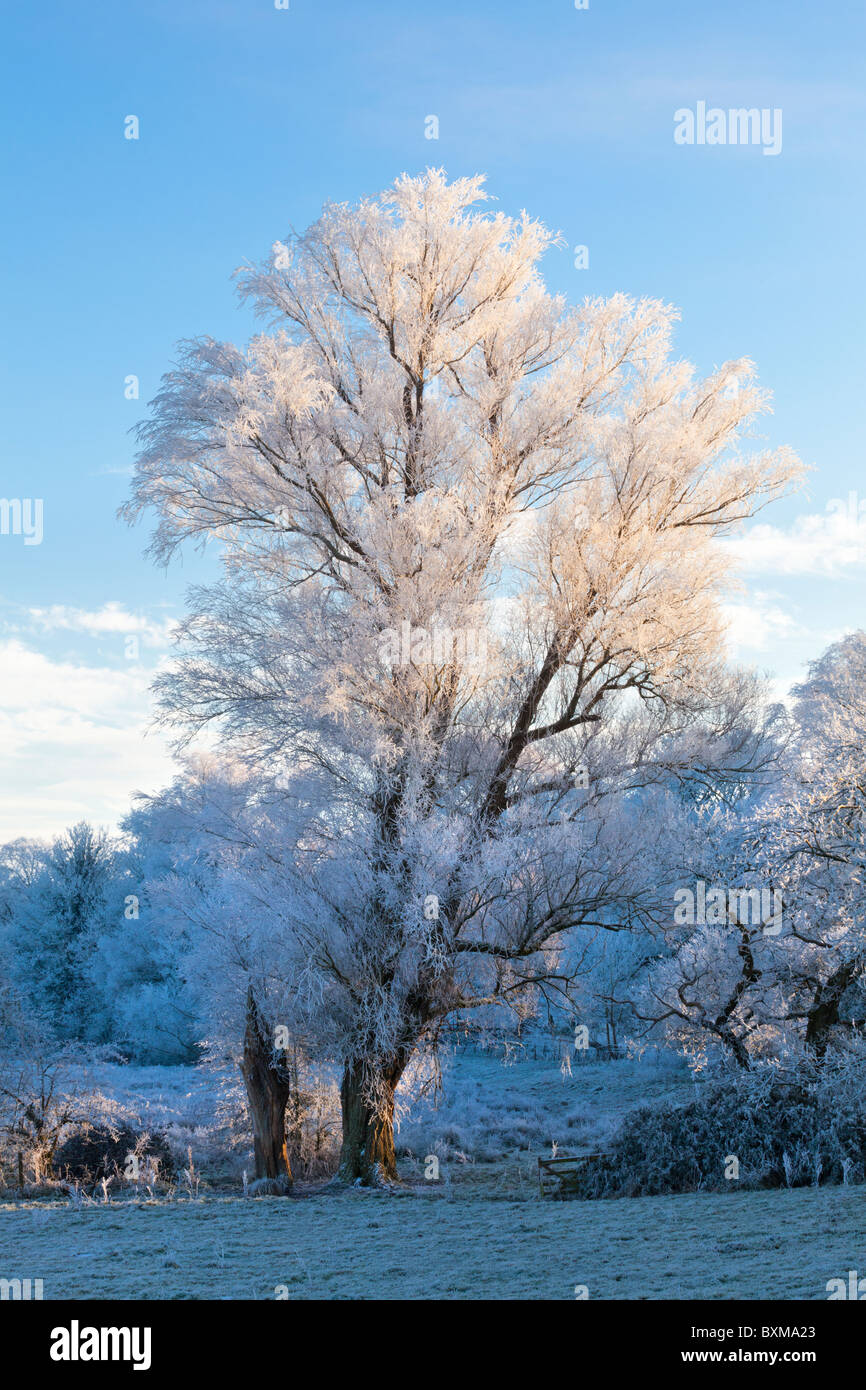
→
(570, 1066, 866, 1198)
(54, 1124, 176, 1183)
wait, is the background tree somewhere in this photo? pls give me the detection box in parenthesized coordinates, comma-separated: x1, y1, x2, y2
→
(0, 820, 198, 1063)
(628, 801, 788, 1069)
(1, 823, 115, 1042)
(755, 633, 866, 1060)
(128, 758, 326, 1185)
(630, 634, 866, 1073)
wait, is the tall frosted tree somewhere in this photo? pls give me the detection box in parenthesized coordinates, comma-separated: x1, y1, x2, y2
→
(126, 170, 802, 1182)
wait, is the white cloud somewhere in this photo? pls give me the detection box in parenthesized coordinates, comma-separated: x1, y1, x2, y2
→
(0, 640, 177, 841)
(721, 505, 866, 577)
(721, 593, 801, 653)
(28, 602, 177, 649)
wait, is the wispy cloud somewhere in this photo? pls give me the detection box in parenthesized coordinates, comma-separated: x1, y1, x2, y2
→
(721, 592, 802, 653)
(28, 602, 178, 649)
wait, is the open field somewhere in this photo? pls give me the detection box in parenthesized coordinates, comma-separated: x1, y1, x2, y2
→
(3, 1055, 862, 1301)
(2, 1183, 861, 1300)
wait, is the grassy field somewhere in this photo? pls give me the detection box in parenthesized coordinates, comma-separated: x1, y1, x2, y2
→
(2, 1054, 861, 1300)
(1, 1183, 860, 1300)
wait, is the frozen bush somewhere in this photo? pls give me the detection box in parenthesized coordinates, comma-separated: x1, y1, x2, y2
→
(569, 1066, 866, 1199)
(54, 1123, 176, 1184)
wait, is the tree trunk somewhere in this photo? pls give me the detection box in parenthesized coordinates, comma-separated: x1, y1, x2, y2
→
(805, 959, 863, 1061)
(722, 1028, 753, 1069)
(337, 1054, 407, 1186)
(239, 989, 293, 1186)
(712, 924, 760, 1069)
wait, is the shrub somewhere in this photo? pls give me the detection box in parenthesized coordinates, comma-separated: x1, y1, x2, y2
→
(54, 1123, 175, 1184)
(569, 1069, 866, 1199)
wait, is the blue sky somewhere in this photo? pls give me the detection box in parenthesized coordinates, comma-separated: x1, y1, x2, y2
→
(1, 0, 864, 838)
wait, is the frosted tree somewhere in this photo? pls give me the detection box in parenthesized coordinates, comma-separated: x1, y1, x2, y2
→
(755, 633, 866, 1059)
(629, 803, 788, 1070)
(0, 821, 195, 1063)
(127, 758, 331, 1185)
(125, 169, 803, 1182)
(631, 634, 866, 1071)
(83, 816, 199, 1065)
(1, 823, 117, 1042)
